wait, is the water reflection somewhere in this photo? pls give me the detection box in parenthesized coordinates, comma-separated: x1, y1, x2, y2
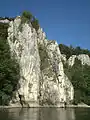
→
(0, 107, 76, 120)
(38, 108, 75, 120)
(75, 108, 90, 120)
(7, 108, 39, 120)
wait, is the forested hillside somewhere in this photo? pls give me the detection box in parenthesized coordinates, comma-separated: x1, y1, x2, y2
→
(0, 18, 20, 105)
(59, 44, 90, 59)
(62, 53, 90, 105)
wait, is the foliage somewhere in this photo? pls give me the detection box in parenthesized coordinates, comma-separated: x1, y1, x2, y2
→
(59, 44, 90, 59)
(59, 44, 72, 59)
(0, 22, 20, 105)
(31, 17, 39, 31)
(0, 23, 9, 39)
(20, 11, 39, 31)
(38, 44, 50, 70)
(63, 58, 90, 105)
(21, 11, 33, 24)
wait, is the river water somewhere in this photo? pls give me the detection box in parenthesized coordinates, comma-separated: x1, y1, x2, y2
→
(0, 108, 90, 120)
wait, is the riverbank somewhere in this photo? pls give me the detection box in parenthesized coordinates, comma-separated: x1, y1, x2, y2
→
(0, 104, 90, 109)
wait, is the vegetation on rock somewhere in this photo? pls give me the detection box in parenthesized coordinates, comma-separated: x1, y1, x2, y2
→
(21, 11, 39, 31)
(0, 22, 20, 105)
(21, 11, 33, 24)
(38, 44, 50, 71)
(59, 44, 90, 59)
(0, 22, 9, 39)
(31, 17, 39, 31)
(63, 58, 90, 105)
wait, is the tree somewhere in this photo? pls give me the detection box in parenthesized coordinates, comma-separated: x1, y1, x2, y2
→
(59, 44, 90, 59)
(21, 11, 33, 23)
(20, 11, 40, 31)
(0, 36, 20, 105)
(31, 17, 39, 31)
(63, 58, 90, 105)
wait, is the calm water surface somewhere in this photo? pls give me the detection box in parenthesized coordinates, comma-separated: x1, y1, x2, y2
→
(0, 108, 90, 120)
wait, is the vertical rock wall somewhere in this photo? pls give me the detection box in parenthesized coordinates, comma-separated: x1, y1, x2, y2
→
(7, 17, 74, 107)
(8, 17, 40, 107)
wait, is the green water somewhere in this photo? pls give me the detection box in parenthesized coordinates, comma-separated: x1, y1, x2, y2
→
(0, 108, 90, 120)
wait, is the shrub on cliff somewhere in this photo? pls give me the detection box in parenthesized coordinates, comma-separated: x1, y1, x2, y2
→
(21, 11, 33, 24)
(31, 17, 39, 31)
(21, 11, 39, 31)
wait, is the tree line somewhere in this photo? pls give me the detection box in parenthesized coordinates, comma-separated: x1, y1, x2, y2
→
(59, 44, 90, 59)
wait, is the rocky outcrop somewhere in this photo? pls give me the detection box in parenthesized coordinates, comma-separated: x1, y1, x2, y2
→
(7, 17, 74, 107)
(8, 17, 40, 107)
(68, 54, 90, 66)
(0, 19, 10, 23)
(38, 40, 74, 106)
(61, 54, 67, 63)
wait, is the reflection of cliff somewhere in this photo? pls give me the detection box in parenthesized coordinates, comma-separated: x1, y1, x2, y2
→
(39, 108, 75, 120)
(65, 108, 75, 120)
(2, 108, 75, 120)
(6, 108, 39, 120)
(75, 108, 90, 120)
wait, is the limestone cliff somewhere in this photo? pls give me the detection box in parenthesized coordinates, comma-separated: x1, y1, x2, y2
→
(68, 54, 90, 66)
(61, 53, 90, 105)
(7, 17, 74, 107)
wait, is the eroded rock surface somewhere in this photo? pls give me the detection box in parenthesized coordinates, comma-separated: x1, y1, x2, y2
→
(7, 17, 74, 107)
(68, 54, 90, 66)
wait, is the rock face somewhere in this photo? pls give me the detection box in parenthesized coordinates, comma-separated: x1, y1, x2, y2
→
(0, 19, 10, 23)
(7, 17, 74, 107)
(61, 54, 67, 63)
(68, 54, 90, 66)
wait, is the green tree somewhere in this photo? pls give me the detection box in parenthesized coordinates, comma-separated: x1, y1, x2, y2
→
(21, 11, 33, 24)
(31, 17, 39, 31)
(20, 11, 40, 31)
(63, 58, 90, 105)
(59, 44, 90, 58)
(0, 36, 20, 105)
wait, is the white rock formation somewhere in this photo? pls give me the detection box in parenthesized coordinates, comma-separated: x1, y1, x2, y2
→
(0, 19, 10, 23)
(39, 40, 74, 105)
(77, 54, 90, 66)
(8, 17, 40, 107)
(61, 54, 67, 63)
(68, 54, 90, 66)
(7, 17, 74, 107)
(68, 55, 77, 66)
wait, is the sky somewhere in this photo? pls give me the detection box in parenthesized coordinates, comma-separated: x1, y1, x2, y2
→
(0, 0, 90, 49)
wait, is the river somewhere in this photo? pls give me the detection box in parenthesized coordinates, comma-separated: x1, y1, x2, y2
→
(0, 108, 90, 120)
